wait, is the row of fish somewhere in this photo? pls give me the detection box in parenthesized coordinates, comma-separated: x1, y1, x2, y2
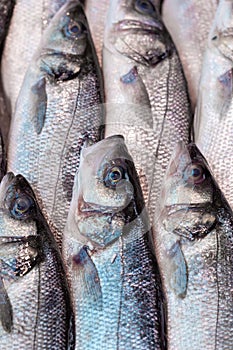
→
(0, 0, 232, 349)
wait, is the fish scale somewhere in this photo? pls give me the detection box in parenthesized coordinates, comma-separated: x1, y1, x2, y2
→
(7, 1, 104, 248)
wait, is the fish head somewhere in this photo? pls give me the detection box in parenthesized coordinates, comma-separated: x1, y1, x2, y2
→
(158, 142, 218, 242)
(104, 0, 171, 68)
(0, 173, 38, 238)
(40, 1, 92, 58)
(70, 135, 144, 248)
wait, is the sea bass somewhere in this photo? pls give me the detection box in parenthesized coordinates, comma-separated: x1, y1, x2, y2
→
(194, 0, 233, 210)
(1, 0, 67, 115)
(103, 0, 192, 218)
(154, 142, 233, 349)
(7, 0, 104, 248)
(0, 173, 75, 349)
(162, 0, 218, 111)
(63, 135, 166, 350)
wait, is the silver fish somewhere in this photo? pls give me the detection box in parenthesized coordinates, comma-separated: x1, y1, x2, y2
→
(103, 0, 192, 222)
(0, 173, 75, 349)
(7, 0, 104, 248)
(154, 142, 233, 349)
(63, 135, 166, 350)
(194, 0, 233, 210)
(162, 0, 218, 111)
(1, 0, 67, 115)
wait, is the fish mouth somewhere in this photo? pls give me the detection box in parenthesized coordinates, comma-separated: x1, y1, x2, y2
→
(164, 203, 212, 216)
(114, 19, 163, 34)
(40, 49, 80, 61)
(78, 198, 122, 219)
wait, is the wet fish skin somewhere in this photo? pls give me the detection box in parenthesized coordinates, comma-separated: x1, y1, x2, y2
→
(0, 173, 75, 349)
(194, 0, 233, 210)
(154, 142, 233, 350)
(162, 0, 218, 111)
(1, 0, 67, 116)
(63, 135, 166, 350)
(8, 0, 104, 248)
(103, 0, 192, 221)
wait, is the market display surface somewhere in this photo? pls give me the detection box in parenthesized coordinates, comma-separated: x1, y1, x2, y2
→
(0, 0, 232, 349)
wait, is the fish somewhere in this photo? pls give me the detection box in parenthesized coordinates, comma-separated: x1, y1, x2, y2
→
(1, 0, 67, 116)
(154, 142, 233, 349)
(162, 0, 218, 111)
(84, 0, 110, 66)
(103, 0, 192, 222)
(7, 0, 104, 248)
(194, 0, 233, 210)
(0, 172, 75, 349)
(63, 135, 166, 350)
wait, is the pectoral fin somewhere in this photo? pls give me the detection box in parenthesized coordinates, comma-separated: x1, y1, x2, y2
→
(167, 241, 188, 298)
(31, 77, 47, 134)
(73, 246, 102, 309)
(0, 275, 13, 333)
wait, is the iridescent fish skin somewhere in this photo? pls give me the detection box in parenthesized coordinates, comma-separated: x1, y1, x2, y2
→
(194, 0, 233, 210)
(63, 135, 166, 350)
(162, 0, 218, 111)
(1, 0, 67, 116)
(84, 0, 109, 66)
(7, 0, 104, 248)
(154, 142, 233, 350)
(103, 0, 192, 223)
(0, 173, 75, 350)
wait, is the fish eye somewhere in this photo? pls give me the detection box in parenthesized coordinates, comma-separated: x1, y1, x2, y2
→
(10, 195, 34, 220)
(104, 166, 126, 189)
(184, 163, 206, 185)
(134, 0, 156, 15)
(64, 20, 86, 38)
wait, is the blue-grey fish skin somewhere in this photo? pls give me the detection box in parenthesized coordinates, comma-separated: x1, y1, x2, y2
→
(154, 142, 233, 349)
(63, 136, 166, 350)
(7, 0, 104, 248)
(0, 173, 75, 349)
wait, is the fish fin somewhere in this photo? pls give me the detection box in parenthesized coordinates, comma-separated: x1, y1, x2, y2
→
(167, 241, 188, 298)
(0, 273, 13, 333)
(73, 246, 102, 309)
(31, 77, 47, 134)
(218, 68, 233, 118)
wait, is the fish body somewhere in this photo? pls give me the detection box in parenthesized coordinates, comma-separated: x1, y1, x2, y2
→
(63, 135, 166, 350)
(154, 142, 233, 349)
(194, 0, 233, 210)
(162, 0, 218, 111)
(1, 0, 67, 115)
(0, 173, 75, 349)
(103, 0, 192, 218)
(84, 0, 109, 66)
(7, 0, 104, 247)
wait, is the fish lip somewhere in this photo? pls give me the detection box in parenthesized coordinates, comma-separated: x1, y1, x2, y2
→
(40, 49, 80, 61)
(78, 199, 120, 218)
(114, 19, 163, 33)
(164, 203, 212, 216)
